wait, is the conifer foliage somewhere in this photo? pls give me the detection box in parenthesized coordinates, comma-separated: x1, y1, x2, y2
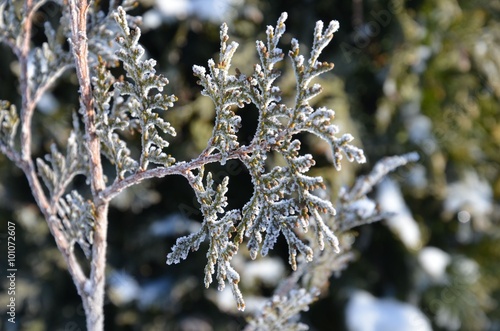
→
(0, 1, 416, 330)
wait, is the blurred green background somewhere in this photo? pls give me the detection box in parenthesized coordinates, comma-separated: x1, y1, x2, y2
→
(1, 0, 499, 330)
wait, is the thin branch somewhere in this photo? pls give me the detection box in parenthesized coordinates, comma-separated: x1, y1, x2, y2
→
(31, 63, 74, 107)
(68, 1, 109, 330)
(99, 101, 318, 203)
(100, 144, 255, 203)
(68, 2, 106, 197)
(17, 0, 51, 214)
(19, 0, 35, 163)
(99, 108, 310, 203)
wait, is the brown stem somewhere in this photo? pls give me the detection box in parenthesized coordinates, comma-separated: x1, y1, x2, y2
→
(19, 0, 35, 164)
(68, 1, 109, 330)
(100, 144, 256, 202)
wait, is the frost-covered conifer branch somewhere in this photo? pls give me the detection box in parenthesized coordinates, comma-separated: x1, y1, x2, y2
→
(36, 118, 88, 204)
(167, 168, 245, 309)
(0, 2, 420, 329)
(0, 100, 20, 162)
(93, 56, 139, 180)
(166, 12, 367, 309)
(342, 152, 419, 202)
(247, 153, 418, 329)
(198, 13, 363, 271)
(192, 23, 248, 163)
(113, 7, 177, 170)
(0, 0, 67, 230)
(84, 0, 139, 65)
(56, 190, 96, 258)
(244, 288, 320, 331)
(337, 152, 419, 231)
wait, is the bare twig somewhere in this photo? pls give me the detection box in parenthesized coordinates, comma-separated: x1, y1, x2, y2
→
(100, 147, 250, 202)
(19, 0, 35, 164)
(68, 0, 109, 330)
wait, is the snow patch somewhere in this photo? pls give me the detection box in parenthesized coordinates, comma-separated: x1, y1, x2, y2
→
(377, 178, 422, 250)
(346, 290, 432, 331)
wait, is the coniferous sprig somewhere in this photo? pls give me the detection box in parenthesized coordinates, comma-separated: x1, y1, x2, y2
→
(113, 7, 177, 170)
(93, 56, 138, 180)
(192, 23, 250, 164)
(0, 100, 19, 152)
(245, 153, 419, 329)
(337, 152, 419, 231)
(85, 0, 139, 66)
(240, 139, 340, 270)
(297, 154, 421, 290)
(220, 14, 361, 270)
(55, 190, 95, 258)
(0, 2, 425, 327)
(29, 20, 73, 98)
(166, 168, 244, 309)
(245, 288, 319, 331)
(250, 154, 419, 328)
(287, 20, 365, 170)
(0, 1, 21, 48)
(1, 1, 73, 102)
(246, 12, 288, 146)
(36, 117, 88, 201)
